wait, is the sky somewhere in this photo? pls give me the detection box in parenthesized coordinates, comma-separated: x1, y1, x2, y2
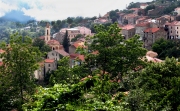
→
(0, 0, 152, 21)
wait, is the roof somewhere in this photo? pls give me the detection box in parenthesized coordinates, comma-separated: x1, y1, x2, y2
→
(0, 62, 3, 66)
(55, 50, 69, 56)
(166, 21, 180, 26)
(140, 3, 148, 6)
(144, 28, 160, 33)
(47, 39, 60, 45)
(0, 49, 5, 53)
(121, 25, 135, 30)
(70, 54, 85, 61)
(44, 59, 55, 63)
(130, 8, 141, 11)
(72, 41, 85, 48)
(124, 14, 138, 18)
(146, 56, 162, 63)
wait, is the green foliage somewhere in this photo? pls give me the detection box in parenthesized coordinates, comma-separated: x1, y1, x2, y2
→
(126, 58, 180, 111)
(49, 56, 89, 85)
(23, 75, 129, 111)
(79, 23, 146, 84)
(62, 31, 70, 53)
(145, 5, 155, 15)
(0, 33, 41, 110)
(32, 37, 51, 55)
(152, 38, 180, 59)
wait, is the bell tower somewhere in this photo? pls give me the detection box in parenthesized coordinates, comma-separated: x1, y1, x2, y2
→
(45, 23, 51, 43)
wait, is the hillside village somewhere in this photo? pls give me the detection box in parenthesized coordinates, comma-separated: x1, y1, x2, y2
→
(1, 0, 180, 82)
(1, 0, 180, 110)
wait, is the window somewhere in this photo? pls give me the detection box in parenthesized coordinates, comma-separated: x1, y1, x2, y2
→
(48, 64, 50, 67)
(171, 27, 172, 29)
(171, 31, 172, 33)
(52, 53, 54, 56)
(177, 31, 178, 34)
(177, 27, 179, 29)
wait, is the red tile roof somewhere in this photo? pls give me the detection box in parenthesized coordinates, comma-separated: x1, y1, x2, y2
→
(70, 54, 84, 61)
(121, 25, 135, 30)
(144, 28, 160, 33)
(45, 59, 55, 63)
(0, 49, 5, 53)
(0, 62, 3, 66)
(47, 39, 60, 45)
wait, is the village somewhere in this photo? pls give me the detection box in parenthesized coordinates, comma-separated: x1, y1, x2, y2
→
(1, 1, 180, 82)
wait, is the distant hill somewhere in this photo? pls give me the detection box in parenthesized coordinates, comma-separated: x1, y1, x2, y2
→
(0, 10, 35, 23)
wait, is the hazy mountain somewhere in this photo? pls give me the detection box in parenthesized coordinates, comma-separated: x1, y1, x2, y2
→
(0, 10, 35, 23)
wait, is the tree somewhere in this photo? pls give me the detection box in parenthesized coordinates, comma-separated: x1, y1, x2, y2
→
(126, 58, 180, 111)
(32, 37, 51, 54)
(78, 23, 146, 86)
(67, 17, 73, 27)
(152, 38, 180, 59)
(62, 31, 70, 53)
(0, 33, 41, 110)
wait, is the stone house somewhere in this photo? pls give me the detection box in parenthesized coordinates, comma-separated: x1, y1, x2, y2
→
(34, 62, 45, 81)
(120, 25, 135, 39)
(143, 28, 167, 50)
(47, 50, 69, 61)
(135, 22, 150, 40)
(123, 14, 139, 24)
(136, 16, 149, 24)
(69, 41, 85, 54)
(44, 59, 57, 74)
(156, 15, 173, 28)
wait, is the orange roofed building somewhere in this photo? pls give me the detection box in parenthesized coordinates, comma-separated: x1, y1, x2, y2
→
(120, 25, 135, 39)
(143, 28, 167, 50)
(44, 59, 57, 74)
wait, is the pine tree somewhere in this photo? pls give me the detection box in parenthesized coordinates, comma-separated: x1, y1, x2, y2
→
(63, 30, 70, 53)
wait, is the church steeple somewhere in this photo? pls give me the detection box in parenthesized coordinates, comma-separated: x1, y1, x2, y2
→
(45, 23, 51, 43)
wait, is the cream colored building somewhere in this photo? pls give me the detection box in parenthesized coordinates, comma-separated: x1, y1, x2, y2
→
(165, 21, 180, 39)
(47, 50, 69, 61)
(67, 28, 80, 42)
(44, 59, 57, 74)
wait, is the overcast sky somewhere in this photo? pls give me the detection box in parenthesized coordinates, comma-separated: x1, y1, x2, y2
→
(0, 0, 152, 21)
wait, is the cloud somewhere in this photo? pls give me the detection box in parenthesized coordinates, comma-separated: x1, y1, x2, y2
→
(0, 0, 153, 21)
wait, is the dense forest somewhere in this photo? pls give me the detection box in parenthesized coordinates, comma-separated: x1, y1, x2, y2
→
(0, 23, 180, 111)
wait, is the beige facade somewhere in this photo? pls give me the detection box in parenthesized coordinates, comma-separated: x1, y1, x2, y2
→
(45, 23, 51, 43)
(67, 28, 80, 42)
(44, 59, 57, 74)
(166, 21, 180, 39)
(47, 50, 69, 61)
(120, 25, 135, 39)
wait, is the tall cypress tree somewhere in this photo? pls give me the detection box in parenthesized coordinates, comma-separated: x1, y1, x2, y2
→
(63, 30, 69, 53)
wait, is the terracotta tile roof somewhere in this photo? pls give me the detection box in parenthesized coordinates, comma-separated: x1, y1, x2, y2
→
(47, 39, 60, 45)
(140, 3, 148, 6)
(124, 14, 138, 18)
(55, 50, 69, 56)
(121, 24, 135, 30)
(44, 59, 55, 63)
(72, 41, 85, 48)
(144, 28, 160, 33)
(0, 62, 3, 66)
(70, 54, 84, 61)
(0, 49, 5, 53)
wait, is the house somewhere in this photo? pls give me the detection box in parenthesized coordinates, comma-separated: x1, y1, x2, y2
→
(156, 15, 173, 28)
(47, 50, 69, 61)
(120, 25, 135, 39)
(47, 39, 63, 50)
(44, 59, 57, 74)
(143, 28, 167, 50)
(175, 7, 180, 15)
(74, 26, 91, 36)
(136, 16, 149, 24)
(54, 31, 65, 44)
(66, 28, 80, 42)
(140, 3, 148, 9)
(69, 54, 84, 68)
(164, 21, 180, 39)
(123, 14, 139, 24)
(135, 22, 150, 40)
(69, 41, 85, 54)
